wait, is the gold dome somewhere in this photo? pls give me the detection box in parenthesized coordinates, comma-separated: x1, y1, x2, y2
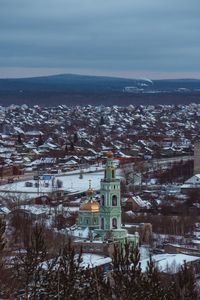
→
(80, 200, 100, 212)
(107, 151, 113, 159)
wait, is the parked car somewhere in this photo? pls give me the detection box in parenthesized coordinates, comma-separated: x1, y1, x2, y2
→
(7, 178, 14, 184)
(25, 181, 33, 187)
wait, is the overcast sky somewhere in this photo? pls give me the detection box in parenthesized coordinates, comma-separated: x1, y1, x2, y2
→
(0, 0, 200, 79)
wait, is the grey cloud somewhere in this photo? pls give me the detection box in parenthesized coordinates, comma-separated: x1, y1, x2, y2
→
(0, 0, 200, 75)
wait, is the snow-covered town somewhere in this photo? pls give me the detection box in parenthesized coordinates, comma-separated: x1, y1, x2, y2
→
(0, 103, 198, 174)
(0, 103, 200, 297)
(1, 0, 200, 297)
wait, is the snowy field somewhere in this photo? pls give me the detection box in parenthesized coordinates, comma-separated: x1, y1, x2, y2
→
(0, 166, 121, 201)
(0, 171, 103, 198)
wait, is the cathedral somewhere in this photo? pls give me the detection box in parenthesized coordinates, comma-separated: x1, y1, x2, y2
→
(78, 182, 99, 230)
(76, 152, 139, 248)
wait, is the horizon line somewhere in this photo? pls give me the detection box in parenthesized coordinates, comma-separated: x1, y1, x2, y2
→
(0, 68, 200, 80)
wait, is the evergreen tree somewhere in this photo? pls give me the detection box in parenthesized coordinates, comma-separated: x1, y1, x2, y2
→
(175, 261, 197, 300)
(44, 239, 84, 299)
(13, 224, 47, 298)
(0, 219, 5, 280)
(0, 219, 5, 263)
(111, 243, 181, 300)
(0, 220, 11, 299)
(83, 266, 112, 300)
(3, 231, 198, 299)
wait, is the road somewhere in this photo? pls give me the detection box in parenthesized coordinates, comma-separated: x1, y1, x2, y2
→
(151, 155, 193, 165)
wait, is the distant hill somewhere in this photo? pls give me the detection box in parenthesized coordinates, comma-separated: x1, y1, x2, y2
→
(0, 74, 200, 106)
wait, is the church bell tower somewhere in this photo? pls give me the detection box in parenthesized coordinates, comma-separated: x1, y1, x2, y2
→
(95, 152, 128, 243)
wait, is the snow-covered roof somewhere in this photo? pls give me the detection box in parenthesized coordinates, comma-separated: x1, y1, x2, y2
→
(140, 253, 200, 274)
(25, 130, 43, 136)
(80, 253, 112, 268)
(41, 253, 111, 271)
(68, 226, 90, 238)
(19, 205, 48, 215)
(65, 160, 78, 165)
(125, 210, 135, 217)
(125, 196, 151, 208)
(182, 174, 200, 188)
(0, 206, 10, 215)
(133, 196, 151, 208)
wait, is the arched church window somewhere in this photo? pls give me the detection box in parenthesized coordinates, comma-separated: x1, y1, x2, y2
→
(101, 195, 105, 206)
(112, 195, 117, 206)
(112, 218, 117, 229)
(101, 217, 104, 229)
(112, 170, 115, 178)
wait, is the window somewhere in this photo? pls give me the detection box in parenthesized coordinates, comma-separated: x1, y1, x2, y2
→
(114, 185, 115, 189)
(101, 195, 105, 206)
(112, 170, 115, 178)
(112, 218, 117, 229)
(101, 217, 104, 229)
(112, 195, 117, 206)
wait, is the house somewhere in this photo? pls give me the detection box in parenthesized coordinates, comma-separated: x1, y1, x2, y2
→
(34, 195, 52, 205)
(123, 196, 151, 211)
(0, 206, 10, 218)
(181, 174, 200, 193)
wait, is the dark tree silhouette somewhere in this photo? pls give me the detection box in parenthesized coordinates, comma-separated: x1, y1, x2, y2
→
(70, 141, 75, 151)
(17, 134, 22, 144)
(37, 134, 44, 147)
(73, 132, 78, 144)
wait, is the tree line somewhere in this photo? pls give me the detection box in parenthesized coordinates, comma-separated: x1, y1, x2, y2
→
(0, 219, 198, 299)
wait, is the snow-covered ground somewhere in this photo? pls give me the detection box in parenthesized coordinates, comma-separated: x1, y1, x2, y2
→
(0, 171, 104, 200)
(0, 165, 121, 201)
(140, 245, 150, 260)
